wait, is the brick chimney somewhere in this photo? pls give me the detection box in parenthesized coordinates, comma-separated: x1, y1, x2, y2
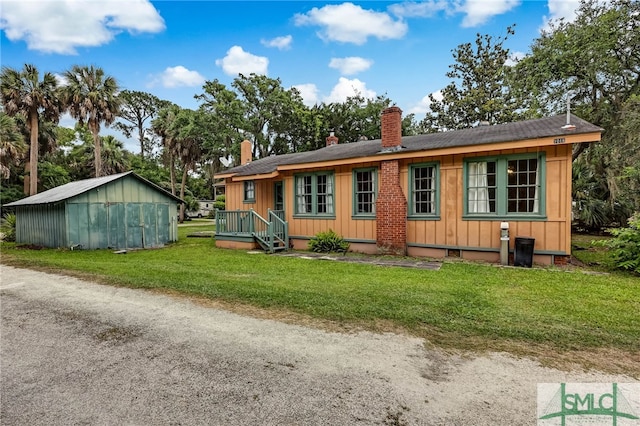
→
(240, 140, 252, 165)
(376, 160, 408, 256)
(376, 107, 407, 256)
(326, 131, 338, 147)
(381, 106, 402, 149)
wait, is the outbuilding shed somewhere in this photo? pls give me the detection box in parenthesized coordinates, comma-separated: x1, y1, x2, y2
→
(5, 171, 182, 249)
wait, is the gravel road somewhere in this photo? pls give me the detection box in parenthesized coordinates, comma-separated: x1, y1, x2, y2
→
(0, 265, 635, 425)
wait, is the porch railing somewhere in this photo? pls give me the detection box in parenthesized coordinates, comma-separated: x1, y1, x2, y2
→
(215, 209, 288, 253)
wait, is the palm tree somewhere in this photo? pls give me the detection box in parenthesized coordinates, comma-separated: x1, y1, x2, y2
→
(152, 104, 181, 195)
(100, 135, 128, 175)
(0, 113, 27, 180)
(66, 134, 128, 178)
(62, 65, 120, 178)
(0, 64, 62, 195)
(13, 114, 59, 159)
(67, 139, 94, 181)
(169, 109, 204, 222)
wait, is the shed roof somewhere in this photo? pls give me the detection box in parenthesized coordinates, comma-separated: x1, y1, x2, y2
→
(220, 114, 602, 178)
(5, 171, 183, 207)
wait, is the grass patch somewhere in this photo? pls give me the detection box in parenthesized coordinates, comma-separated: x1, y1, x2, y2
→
(2, 224, 639, 374)
(571, 233, 616, 271)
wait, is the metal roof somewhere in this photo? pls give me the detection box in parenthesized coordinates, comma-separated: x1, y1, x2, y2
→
(5, 171, 183, 207)
(221, 114, 602, 178)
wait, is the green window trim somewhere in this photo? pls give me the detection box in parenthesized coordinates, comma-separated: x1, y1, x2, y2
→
(243, 180, 255, 203)
(352, 168, 377, 218)
(463, 153, 546, 220)
(409, 162, 440, 218)
(293, 172, 336, 218)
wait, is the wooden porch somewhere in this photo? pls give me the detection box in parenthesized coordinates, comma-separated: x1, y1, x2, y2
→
(215, 209, 288, 253)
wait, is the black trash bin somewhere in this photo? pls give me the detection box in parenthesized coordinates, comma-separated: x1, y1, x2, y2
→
(514, 237, 535, 268)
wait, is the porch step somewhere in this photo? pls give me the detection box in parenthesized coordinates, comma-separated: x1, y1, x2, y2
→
(216, 210, 288, 254)
(253, 235, 288, 253)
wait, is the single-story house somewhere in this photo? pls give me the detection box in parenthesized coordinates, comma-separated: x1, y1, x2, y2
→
(5, 171, 182, 249)
(214, 107, 602, 265)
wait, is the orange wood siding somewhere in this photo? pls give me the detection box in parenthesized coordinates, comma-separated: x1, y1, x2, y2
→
(223, 179, 274, 215)
(283, 164, 377, 242)
(405, 145, 573, 254)
(224, 143, 574, 255)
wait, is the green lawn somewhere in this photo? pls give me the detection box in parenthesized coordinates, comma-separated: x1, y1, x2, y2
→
(2, 222, 638, 374)
(571, 233, 617, 271)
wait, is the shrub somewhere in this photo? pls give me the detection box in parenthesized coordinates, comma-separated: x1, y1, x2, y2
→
(600, 212, 640, 274)
(1, 213, 17, 242)
(308, 229, 349, 253)
(0, 184, 24, 206)
(214, 194, 225, 211)
(184, 195, 200, 214)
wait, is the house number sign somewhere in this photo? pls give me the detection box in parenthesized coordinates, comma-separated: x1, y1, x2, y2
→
(553, 137, 566, 144)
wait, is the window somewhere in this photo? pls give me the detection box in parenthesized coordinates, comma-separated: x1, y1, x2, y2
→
(353, 168, 377, 217)
(274, 181, 284, 211)
(467, 161, 496, 213)
(243, 181, 255, 202)
(507, 158, 539, 213)
(464, 154, 545, 218)
(409, 163, 439, 217)
(295, 172, 334, 216)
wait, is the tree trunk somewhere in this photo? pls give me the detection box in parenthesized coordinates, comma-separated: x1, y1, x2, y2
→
(179, 166, 188, 223)
(170, 155, 176, 196)
(90, 121, 102, 177)
(28, 109, 39, 195)
(23, 162, 30, 195)
(572, 142, 589, 162)
(139, 121, 145, 160)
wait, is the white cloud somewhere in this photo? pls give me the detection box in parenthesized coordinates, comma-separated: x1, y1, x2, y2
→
(261, 35, 293, 50)
(408, 90, 443, 115)
(392, 0, 528, 29)
(323, 77, 376, 104)
(458, 0, 520, 27)
(58, 113, 77, 130)
(329, 57, 373, 75)
(505, 51, 525, 67)
(53, 73, 67, 86)
(0, 0, 165, 54)
(215, 46, 269, 76)
(389, 1, 451, 18)
(292, 83, 320, 107)
(540, 0, 581, 32)
(547, 0, 581, 21)
(294, 3, 407, 45)
(149, 66, 205, 88)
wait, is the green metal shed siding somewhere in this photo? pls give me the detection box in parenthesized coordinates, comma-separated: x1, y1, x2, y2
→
(15, 204, 67, 248)
(66, 201, 177, 249)
(67, 203, 111, 249)
(71, 175, 173, 204)
(108, 203, 127, 248)
(8, 172, 180, 249)
(63, 175, 179, 249)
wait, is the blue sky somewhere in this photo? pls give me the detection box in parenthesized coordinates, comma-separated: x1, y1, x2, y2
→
(1, 0, 581, 151)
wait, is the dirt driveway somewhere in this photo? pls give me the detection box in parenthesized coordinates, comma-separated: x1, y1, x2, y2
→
(0, 265, 635, 425)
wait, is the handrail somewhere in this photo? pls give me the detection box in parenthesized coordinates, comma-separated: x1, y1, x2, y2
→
(216, 209, 288, 253)
(269, 209, 288, 249)
(251, 209, 272, 251)
(215, 210, 252, 234)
